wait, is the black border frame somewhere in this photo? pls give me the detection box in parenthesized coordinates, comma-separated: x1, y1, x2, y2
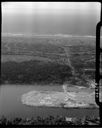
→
(1, 0, 102, 127)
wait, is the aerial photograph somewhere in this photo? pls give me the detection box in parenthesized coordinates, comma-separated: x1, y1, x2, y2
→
(0, 2, 102, 125)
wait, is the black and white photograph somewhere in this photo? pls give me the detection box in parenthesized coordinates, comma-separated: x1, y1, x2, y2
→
(0, 2, 102, 125)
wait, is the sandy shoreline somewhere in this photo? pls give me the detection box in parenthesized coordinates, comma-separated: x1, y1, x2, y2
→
(21, 87, 98, 108)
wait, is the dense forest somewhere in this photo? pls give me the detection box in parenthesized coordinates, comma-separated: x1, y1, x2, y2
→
(1, 61, 73, 85)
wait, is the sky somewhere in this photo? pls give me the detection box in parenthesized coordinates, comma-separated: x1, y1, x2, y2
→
(2, 2, 101, 36)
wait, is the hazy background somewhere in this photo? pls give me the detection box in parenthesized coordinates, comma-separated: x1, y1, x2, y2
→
(2, 2, 101, 36)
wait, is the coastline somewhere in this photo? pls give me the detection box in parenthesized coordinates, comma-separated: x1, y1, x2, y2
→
(21, 89, 98, 108)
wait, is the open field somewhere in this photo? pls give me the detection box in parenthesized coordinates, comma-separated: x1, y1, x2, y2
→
(1, 35, 99, 86)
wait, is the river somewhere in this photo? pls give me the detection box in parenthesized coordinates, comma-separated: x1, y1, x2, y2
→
(0, 84, 99, 120)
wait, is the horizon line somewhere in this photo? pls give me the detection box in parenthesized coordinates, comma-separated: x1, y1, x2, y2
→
(2, 33, 97, 38)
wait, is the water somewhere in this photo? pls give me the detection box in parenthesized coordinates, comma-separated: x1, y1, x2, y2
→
(0, 84, 99, 120)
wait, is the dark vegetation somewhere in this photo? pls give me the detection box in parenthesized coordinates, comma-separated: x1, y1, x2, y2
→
(1, 61, 72, 84)
(0, 115, 100, 125)
(1, 35, 97, 86)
